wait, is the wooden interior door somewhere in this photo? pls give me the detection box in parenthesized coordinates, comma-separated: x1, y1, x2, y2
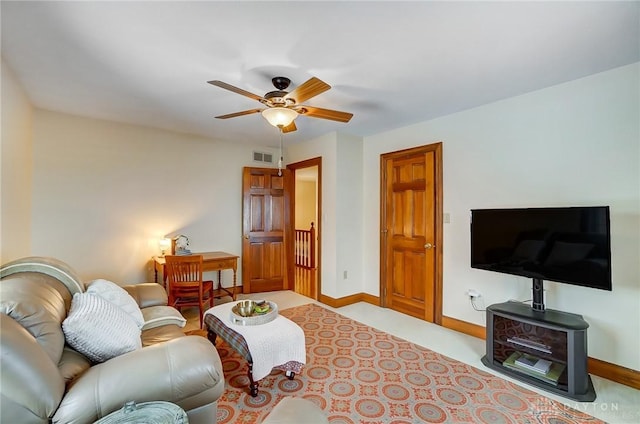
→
(381, 143, 442, 323)
(242, 167, 292, 293)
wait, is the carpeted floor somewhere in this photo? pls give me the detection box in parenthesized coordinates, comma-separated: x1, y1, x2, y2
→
(202, 303, 603, 423)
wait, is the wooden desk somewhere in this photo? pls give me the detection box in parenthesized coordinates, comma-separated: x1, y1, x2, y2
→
(153, 251, 239, 301)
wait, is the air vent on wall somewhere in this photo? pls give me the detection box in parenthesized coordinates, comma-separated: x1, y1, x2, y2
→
(253, 151, 274, 164)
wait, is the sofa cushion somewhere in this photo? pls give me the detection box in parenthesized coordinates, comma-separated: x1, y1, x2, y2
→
(63, 293, 142, 363)
(53, 336, 224, 424)
(87, 279, 145, 329)
(141, 324, 185, 347)
(58, 347, 92, 384)
(141, 305, 187, 330)
(123, 283, 169, 309)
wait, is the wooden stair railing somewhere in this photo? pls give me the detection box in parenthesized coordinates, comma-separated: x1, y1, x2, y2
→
(294, 222, 316, 269)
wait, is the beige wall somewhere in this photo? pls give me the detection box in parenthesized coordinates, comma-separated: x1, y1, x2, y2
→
(363, 63, 640, 369)
(30, 109, 278, 284)
(287, 132, 364, 298)
(1, 60, 33, 263)
(335, 132, 364, 297)
(287, 133, 338, 296)
(295, 180, 316, 230)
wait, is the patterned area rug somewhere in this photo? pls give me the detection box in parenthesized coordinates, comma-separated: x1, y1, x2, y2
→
(212, 303, 603, 423)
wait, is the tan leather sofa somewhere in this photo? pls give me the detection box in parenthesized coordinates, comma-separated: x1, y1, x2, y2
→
(0, 257, 225, 424)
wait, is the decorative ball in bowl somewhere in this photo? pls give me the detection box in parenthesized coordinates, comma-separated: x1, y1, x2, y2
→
(236, 300, 256, 317)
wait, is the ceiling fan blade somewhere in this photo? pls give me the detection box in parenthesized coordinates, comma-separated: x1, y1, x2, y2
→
(208, 80, 264, 102)
(281, 121, 297, 133)
(300, 106, 353, 123)
(285, 77, 331, 104)
(215, 109, 263, 119)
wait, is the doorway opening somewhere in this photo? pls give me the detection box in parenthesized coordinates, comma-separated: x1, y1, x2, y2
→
(288, 157, 321, 300)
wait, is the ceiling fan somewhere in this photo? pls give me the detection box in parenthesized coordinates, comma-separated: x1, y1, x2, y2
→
(207, 76, 353, 133)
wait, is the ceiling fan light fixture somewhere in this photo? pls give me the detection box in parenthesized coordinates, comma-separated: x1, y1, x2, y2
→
(262, 107, 298, 128)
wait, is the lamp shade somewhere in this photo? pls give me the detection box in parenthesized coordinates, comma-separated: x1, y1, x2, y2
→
(159, 238, 171, 249)
(261, 107, 298, 128)
(158, 238, 171, 256)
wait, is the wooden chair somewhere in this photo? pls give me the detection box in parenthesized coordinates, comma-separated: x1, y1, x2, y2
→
(165, 255, 214, 328)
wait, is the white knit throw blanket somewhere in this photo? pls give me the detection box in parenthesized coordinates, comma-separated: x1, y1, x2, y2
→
(205, 302, 306, 381)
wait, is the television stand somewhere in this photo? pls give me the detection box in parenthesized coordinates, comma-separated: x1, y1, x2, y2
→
(481, 301, 596, 401)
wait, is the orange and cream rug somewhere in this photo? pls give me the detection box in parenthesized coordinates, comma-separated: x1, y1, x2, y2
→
(213, 303, 602, 423)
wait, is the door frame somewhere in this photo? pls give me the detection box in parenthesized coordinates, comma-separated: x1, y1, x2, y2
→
(287, 157, 322, 300)
(379, 142, 443, 324)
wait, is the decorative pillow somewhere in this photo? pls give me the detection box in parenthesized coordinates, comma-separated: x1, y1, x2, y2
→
(141, 306, 187, 330)
(86, 279, 144, 329)
(62, 293, 142, 363)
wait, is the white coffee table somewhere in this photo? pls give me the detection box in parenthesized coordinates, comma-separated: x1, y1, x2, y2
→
(204, 302, 306, 397)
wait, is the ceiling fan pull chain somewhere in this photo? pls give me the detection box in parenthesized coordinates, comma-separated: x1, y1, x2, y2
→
(278, 129, 283, 177)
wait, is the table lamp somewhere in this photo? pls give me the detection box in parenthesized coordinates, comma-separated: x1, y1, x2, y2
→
(158, 238, 171, 256)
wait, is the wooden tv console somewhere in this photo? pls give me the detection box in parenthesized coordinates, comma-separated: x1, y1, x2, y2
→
(481, 301, 596, 401)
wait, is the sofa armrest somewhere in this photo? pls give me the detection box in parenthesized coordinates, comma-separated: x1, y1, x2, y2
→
(53, 336, 224, 424)
(122, 283, 168, 308)
(0, 314, 65, 423)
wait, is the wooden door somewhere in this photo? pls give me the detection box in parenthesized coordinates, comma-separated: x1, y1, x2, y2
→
(381, 143, 442, 323)
(242, 167, 292, 293)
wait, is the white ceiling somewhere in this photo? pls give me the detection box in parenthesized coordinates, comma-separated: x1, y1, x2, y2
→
(2, 1, 638, 148)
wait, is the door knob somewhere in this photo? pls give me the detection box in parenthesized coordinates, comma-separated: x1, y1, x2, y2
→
(424, 243, 434, 249)
(244, 235, 249, 240)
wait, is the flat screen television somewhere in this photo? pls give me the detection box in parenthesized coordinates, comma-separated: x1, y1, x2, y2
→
(470, 206, 612, 311)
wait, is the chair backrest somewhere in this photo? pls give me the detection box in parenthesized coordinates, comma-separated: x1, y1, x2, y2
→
(165, 255, 203, 287)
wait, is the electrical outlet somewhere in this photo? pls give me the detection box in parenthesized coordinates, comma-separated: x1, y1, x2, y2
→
(343, 270, 348, 279)
(467, 289, 481, 298)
